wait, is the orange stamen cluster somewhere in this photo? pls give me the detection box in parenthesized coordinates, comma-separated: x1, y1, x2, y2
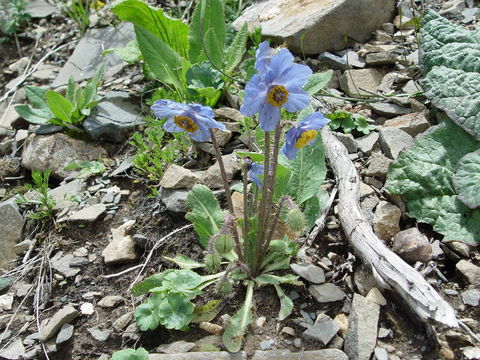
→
(266, 85, 289, 107)
(294, 130, 317, 149)
(174, 115, 198, 133)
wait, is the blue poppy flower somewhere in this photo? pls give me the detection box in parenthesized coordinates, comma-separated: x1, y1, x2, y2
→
(281, 112, 329, 160)
(248, 162, 264, 188)
(255, 41, 277, 73)
(151, 99, 226, 142)
(240, 42, 312, 131)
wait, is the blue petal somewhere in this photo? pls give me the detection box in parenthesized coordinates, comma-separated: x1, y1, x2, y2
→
(281, 126, 300, 160)
(299, 112, 330, 131)
(189, 126, 211, 142)
(189, 103, 214, 119)
(269, 49, 294, 80)
(259, 103, 281, 131)
(255, 41, 276, 73)
(248, 163, 264, 187)
(195, 113, 226, 131)
(278, 63, 313, 89)
(283, 88, 310, 113)
(151, 100, 189, 119)
(163, 118, 184, 133)
(240, 74, 268, 116)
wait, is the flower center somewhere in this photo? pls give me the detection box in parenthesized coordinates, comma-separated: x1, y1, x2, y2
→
(174, 115, 198, 133)
(266, 85, 289, 107)
(295, 130, 317, 149)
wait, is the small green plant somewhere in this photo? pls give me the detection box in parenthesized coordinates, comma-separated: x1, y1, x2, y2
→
(110, 348, 149, 360)
(327, 110, 376, 135)
(64, 160, 106, 178)
(0, 0, 30, 40)
(15, 65, 104, 128)
(16, 170, 56, 220)
(58, 0, 104, 36)
(130, 116, 190, 182)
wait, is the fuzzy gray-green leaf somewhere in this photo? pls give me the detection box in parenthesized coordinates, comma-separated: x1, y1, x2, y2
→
(453, 149, 480, 209)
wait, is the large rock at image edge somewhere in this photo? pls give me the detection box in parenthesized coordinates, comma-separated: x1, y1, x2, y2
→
(233, 0, 396, 55)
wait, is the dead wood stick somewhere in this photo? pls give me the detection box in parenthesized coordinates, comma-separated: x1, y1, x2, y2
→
(322, 127, 458, 328)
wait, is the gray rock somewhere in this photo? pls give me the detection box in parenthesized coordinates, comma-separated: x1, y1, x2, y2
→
(53, 23, 134, 88)
(259, 339, 275, 350)
(303, 314, 339, 345)
(340, 69, 387, 97)
(431, 240, 444, 260)
(250, 349, 348, 360)
(0, 105, 22, 130)
(344, 294, 380, 360)
(356, 132, 379, 154)
(87, 326, 112, 342)
(369, 103, 411, 117)
(366, 52, 397, 66)
(463, 346, 480, 359)
(40, 305, 79, 341)
(51, 252, 81, 278)
(8, 57, 28, 74)
(55, 323, 74, 344)
(448, 241, 473, 258)
(461, 289, 480, 306)
(0, 200, 24, 269)
(364, 152, 392, 181)
(291, 263, 325, 284)
(22, 133, 108, 180)
(373, 201, 401, 242)
(309, 283, 346, 303)
(333, 133, 357, 153)
(401, 80, 423, 95)
(83, 92, 143, 142)
(160, 188, 189, 213)
(456, 260, 480, 287)
(97, 295, 124, 308)
(113, 311, 134, 332)
(318, 52, 349, 70)
(0, 293, 13, 311)
(366, 288, 386, 307)
(25, 0, 57, 17)
(374, 348, 389, 360)
(159, 165, 201, 189)
(214, 107, 246, 123)
(156, 340, 196, 354)
(233, 0, 395, 55)
(0, 338, 25, 359)
(102, 220, 137, 265)
(382, 112, 429, 137)
(462, 7, 480, 24)
(342, 50, 366, 68)
(379, 127, 413, 159)
(110, 156, 135, 176)
(439, 0, 465, 15)
(392, 228, 432, 263)
(200, 153, 240, 189)
(31, 64, 59, 81)
(69, 203, 106, 222)
(149, 352, 246, 360)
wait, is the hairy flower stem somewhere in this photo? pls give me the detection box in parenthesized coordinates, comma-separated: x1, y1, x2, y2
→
(261, 195, 288, 259)
(242, 162, 250, 266)
(209, 129, 244, 264)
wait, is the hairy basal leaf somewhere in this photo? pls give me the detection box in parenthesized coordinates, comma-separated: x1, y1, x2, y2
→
(385, 118, 480, 245)
(185, 184, 225, 248)
(157, 293, 194, 330)
(111, 347, 149, 360)
(420, 10, 480, 140)
(453, 149, 480, 209)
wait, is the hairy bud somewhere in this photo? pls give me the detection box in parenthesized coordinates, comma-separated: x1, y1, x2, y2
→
(285, 207, 305, 233)
(214, 235, 233, 254)
(215, 278, 233, 296)
(205, 252, 221, 273)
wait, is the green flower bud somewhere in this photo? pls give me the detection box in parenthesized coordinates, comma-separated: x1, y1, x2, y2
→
(215, 278, 233, 295)
(286, 207, 305, 233)
(214, 235, 233, 254)
(205, 252, 221, 273)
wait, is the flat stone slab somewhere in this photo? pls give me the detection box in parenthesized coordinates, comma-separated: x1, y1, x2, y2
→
(149, 350, 347, 360)
(52, 23, 134, 88)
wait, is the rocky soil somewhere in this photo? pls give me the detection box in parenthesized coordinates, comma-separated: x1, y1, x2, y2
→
(0, 0, 479, 359)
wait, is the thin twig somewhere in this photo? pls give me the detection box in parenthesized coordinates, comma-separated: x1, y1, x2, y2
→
(459, 320, 480, 344)
(129, 223, 193, 290)
(306, 185, 338, 246)
(101, 264, 144, 279)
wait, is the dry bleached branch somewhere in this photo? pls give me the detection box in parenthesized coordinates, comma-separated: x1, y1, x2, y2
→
(321, 127, 458, 328)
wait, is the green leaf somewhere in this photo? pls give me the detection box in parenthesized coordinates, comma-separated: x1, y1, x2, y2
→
(224, 23, 248, 74)
(223, 281, 254, 352)
(254, 274, 300, 286)
(453, 149, 480, 209)
(274, 284, 294, 321)
(163, 254, 205, 269)
(111, 0, 189, 58)
(131, 270, 175, 296)
(104, 40, 142, 64)
(134, 294, 162, 330)
(185, 184, 225, 248)
(186, 62, 224, 89)
(157, 292, 194, 330)
(110, 348, 149, 360)
(385, 118, 480, 245)
(46, 91, 74, 124)
(303, 70, 333, 95)
(420, 10, 480, 140)
(304, 188, 329, 228)
(189, 0, 225, 65)
(66, 77, 77, 103)
(14, 105, 52, 124)
(161, 269, 204, 293)
(135, 25, 189, 92)
(25, 86, 49, 109)
(192, 299, 221, 323)
(285, 136, 327, 205)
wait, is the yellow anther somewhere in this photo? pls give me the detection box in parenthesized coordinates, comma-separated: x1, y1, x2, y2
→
(266, 85, 289, 107)
(294, 130, 317, 149)
(174, 115, 198, 133)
